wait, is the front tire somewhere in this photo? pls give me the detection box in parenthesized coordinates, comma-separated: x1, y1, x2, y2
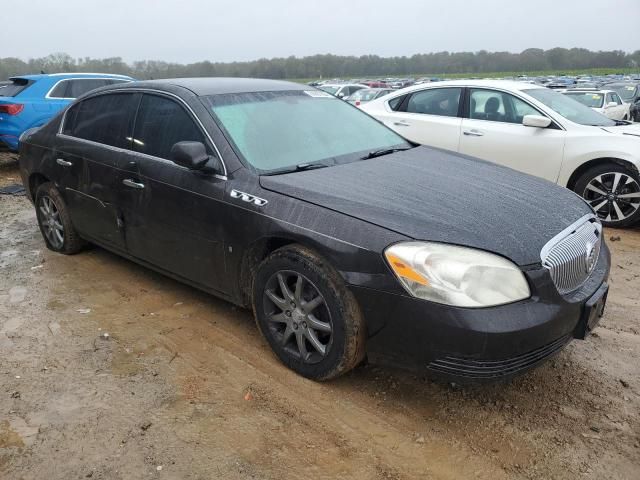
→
(35, 182, 85, 254)
(253, 245, 366, 380)
(574, 164, 640, 228)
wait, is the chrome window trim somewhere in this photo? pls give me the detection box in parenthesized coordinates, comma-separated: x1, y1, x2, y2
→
(58, 87, 228, 178)
(45, 78, 132, 100)
(47, 72, 132, 78)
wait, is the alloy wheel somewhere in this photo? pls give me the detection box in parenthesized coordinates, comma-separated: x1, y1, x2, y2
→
(38, 196, 64, 249)
(263, 270, 333, 364)
(583, 172, 640, 223)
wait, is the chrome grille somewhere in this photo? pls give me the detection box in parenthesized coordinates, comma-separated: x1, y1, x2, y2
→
(541, 216, 602, 295)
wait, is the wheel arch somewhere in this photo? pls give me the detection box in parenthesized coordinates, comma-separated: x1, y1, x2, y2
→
(28, 172, 50, 201)
(238, 234, 348, 308)
(566, 157, 640, 191)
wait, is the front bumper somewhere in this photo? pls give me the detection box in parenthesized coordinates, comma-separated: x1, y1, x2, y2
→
(351, 243, 610, 383)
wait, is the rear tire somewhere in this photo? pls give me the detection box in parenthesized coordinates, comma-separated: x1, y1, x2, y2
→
(574, 163, 640, 228)
(253, 245, 366, 380)
(35, 182, 85, 254)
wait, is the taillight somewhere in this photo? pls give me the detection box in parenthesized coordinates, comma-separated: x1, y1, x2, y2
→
(0, 104, 24, 115)
(355, 100, 361, 106)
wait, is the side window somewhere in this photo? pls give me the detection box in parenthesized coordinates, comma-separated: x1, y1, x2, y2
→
(48, 81, 68, 98)
(65, 79, 110, 99)
(62, 93, 137, 148)
(469, 89, 543, 124)
(611, 93, 622, 105)
(132, 94, 207, 160)
(469, 89, 506, 121)
(405, 88, 461, 117)
(49, 79, 111, 99)
(388, 95, 405, 111)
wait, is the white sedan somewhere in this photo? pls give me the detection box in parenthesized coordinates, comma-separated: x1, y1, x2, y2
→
(362, 80, 640, 227)
(561, 89, 631, 121)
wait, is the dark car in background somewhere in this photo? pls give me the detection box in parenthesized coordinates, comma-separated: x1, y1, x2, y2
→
(19, 78, 610, 382)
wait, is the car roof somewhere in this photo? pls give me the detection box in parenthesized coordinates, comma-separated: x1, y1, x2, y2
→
(564, 89, 614, 94)
(320, 83, 366, 87)
(393, 79, 547, 94)
(116, 77, 308, 96)
(9, 72, 133, 81)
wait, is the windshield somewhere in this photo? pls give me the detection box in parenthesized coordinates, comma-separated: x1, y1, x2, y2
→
(204, 90, 409, 173)
(564, 91, 604, 108)
(525, 88, 615, 126)
(318, 85, 339, 95)
(609, 84, 638, 101)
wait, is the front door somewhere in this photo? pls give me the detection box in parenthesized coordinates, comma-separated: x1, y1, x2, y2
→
(119, 93, 228, 293)
(458, 88, 566, 182)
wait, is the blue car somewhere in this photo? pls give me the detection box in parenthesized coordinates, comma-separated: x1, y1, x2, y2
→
(0, 73, 133, 151)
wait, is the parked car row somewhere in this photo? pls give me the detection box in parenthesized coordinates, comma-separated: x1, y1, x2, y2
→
(311, 74, 640, 122)
(18, 77, 614, 384)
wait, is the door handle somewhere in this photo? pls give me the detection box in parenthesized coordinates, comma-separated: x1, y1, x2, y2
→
(56, 158, 73, 167)
(122, 178, 145, 189)
(393, 121, 410, 127)
(463, 130, 484, 137)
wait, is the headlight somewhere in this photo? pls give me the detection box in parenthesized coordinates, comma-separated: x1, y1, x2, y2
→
(384, 242, 530, 308)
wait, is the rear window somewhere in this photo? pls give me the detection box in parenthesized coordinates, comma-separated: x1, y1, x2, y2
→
(0, 78, 34, 97)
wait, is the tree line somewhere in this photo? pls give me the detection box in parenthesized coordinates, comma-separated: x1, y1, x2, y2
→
(1, 48, 639, 81)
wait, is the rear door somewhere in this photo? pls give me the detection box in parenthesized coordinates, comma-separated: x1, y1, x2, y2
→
(119, 93, 228, 292)
(458, 88, 566, 182)
(57, 92, 140, 250)
(375, 87, 463, 152)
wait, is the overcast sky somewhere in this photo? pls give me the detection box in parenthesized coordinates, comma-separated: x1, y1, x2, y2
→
(3, 0, 639, 63)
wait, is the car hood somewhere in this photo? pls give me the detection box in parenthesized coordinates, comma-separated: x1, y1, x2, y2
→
(260, 147, 593, 266)
(600, 123, 640, 137)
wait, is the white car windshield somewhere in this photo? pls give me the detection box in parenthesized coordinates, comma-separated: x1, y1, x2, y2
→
(525, 88, 616, 126)
(564, 92, 604, 108)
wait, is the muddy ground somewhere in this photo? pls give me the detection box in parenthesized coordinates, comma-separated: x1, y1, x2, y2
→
(0, 152, 638, 480)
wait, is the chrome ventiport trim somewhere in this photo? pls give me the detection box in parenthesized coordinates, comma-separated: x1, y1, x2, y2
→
(230, 189, 268, 207)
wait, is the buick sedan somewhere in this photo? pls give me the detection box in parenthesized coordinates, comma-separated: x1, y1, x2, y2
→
(19, 78, 610, 381)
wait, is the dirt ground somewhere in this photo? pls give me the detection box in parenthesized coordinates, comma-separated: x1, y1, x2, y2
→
(1, 152, 638, 480)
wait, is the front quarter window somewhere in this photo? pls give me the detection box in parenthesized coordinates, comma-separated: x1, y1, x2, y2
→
(204, 90, 409, 173)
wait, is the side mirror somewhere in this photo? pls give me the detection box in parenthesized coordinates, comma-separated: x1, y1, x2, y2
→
(337, 92, 346, 98)
(170, 141, 210, 170)
(606, 102, 618, 108)
(522, 115, 552, 128)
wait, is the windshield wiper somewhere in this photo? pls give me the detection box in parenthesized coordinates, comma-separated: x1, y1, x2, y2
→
(361, 146, 414, 160)
(262, 162, 329, 176)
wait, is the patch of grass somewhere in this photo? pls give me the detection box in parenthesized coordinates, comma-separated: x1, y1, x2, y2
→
(291, 68, 640, 83)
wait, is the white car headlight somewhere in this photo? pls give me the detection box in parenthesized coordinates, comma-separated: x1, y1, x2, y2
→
(384, 242, 530, 308)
